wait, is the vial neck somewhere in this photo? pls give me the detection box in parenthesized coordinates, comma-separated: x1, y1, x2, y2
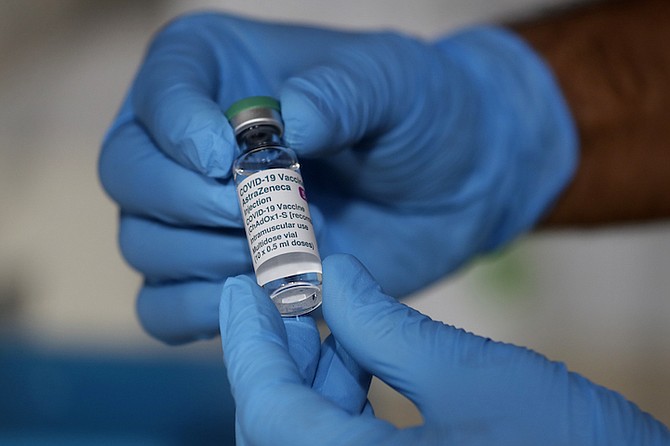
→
(236, 125, 283, 153)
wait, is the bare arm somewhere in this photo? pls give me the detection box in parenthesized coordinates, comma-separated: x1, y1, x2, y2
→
(511, 0, 670, 226)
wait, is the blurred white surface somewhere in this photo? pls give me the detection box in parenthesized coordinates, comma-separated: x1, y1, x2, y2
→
(0, 0, 668, 428)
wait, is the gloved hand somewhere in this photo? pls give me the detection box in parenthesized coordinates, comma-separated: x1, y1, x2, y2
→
(221, 254, 670, 445)
(99, 13, 577, 344)
(223, 274, 373, 446)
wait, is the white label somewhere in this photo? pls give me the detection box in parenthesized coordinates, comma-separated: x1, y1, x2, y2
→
(236, 168, 321, 285)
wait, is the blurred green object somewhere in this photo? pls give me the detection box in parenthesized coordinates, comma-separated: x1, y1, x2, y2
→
(472, 243, 536, 303)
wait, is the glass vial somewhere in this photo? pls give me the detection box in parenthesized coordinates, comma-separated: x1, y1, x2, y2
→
(226, 96, 322, 316)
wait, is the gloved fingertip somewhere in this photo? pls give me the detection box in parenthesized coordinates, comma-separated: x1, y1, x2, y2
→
(284, 317, 321, 385)
(314, 335, 371, 415)
(283, 315, 319, 338)
(221, 273, 253, 291)
(182, 117, 238, 178)
(322, 252, 365, 272)
(221, 274, 260, 308)
(280, 78, 339, 157)
(219, 275, 270, 339)
(136, 281, 221, 345)
(322, 254, 385, 314)
(135, 76, 238, 177)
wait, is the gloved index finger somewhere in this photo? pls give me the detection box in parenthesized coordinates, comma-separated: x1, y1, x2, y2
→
(131, 16, 238, 178)
(100, 119, 242, 228)
(284, 317, 321, 386)
(312, 335, 372, 415)
(220, 276, 300, 392)
(321, 254, 456, 403)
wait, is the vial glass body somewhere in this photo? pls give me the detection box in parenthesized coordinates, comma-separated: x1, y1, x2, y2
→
(233, 127, 322, 316)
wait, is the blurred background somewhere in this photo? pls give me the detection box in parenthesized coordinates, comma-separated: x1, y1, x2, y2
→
(0, 0, 668, 443)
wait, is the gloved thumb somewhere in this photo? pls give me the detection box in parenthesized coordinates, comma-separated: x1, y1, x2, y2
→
(279, 33, 427, 158)
(321, 254, 479, 418)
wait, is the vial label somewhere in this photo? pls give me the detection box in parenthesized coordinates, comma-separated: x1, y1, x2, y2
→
(236, 168, 321, 285)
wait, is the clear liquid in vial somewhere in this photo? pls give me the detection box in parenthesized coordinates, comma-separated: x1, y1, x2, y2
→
(234, 145, 322, 316)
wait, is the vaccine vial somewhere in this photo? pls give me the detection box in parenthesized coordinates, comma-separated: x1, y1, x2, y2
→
(226, 96, 322, 316)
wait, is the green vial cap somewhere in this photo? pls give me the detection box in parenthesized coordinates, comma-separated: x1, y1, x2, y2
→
(225, 96, 283, 136)
(225, 96, 280, 120)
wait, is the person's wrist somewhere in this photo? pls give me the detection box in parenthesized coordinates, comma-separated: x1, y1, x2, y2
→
(434, 26, 578, 251)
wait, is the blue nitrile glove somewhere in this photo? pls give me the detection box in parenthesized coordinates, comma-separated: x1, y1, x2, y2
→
(221, 254, 670, 445)
(221, 273, 372, 446)
(99, 13, 577, 344)
(234, 312, 371, 446)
